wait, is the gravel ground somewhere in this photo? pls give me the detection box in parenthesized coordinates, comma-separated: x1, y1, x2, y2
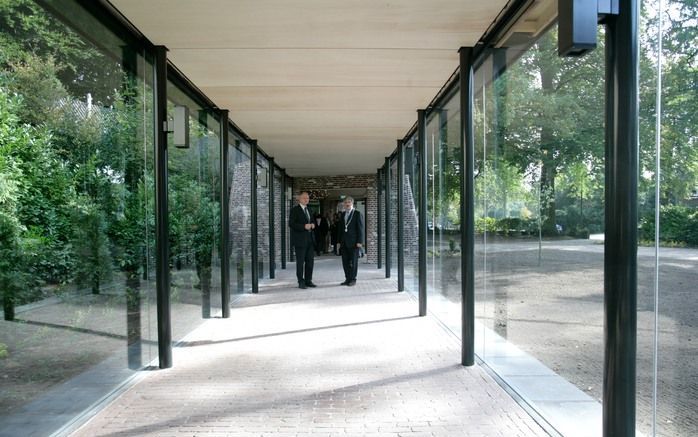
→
(427, 237, 696, 437)
(0, 267, 220, 415)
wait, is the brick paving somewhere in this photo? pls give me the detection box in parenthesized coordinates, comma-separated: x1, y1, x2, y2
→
(72, 257, 548, 437)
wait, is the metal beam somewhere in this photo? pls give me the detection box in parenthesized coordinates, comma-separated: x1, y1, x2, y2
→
(219, 109, 231, 318)
(459, 47, 475, 367)
(603, 0, 638, 433)
(153, 45, 172, 369)
(397, 140, 405, 292)
(417, 109, 428, 317)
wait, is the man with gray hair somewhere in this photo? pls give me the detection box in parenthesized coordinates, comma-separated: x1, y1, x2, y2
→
(337, 196, 364, 286)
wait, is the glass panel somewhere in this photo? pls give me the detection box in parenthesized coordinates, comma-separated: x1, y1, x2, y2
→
(425, 91, 461, 331)
(403, 136, 420, 294)
(0, 0, 155, 432)
(274, 172, 283, 270)
(637, 0, 698, 434)
(229, 139, 252, 293)
(390, 159, 399, 274)
(257, 155, 270, 280)
(286, 178, 294, 263)
(474, 24, 606, 435)
(167, 84, 222, 326)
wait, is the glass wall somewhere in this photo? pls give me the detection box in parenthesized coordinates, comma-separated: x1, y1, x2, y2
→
(228, 138, 252, 293)
(472, 22, 607, 434)
(286, 177, 294, 263)
(403, 136, 420, 294)
(0, 0, 155, 432)
(256, 155, 270, 280)
(274, 170, 283, 271)
(167, 83, 222, 327)
(389, 158, 399, 275)
(425, 91, 462, 331)
(637, 0, 698, 435)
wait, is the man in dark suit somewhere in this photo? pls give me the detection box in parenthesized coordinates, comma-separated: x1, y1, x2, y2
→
(288, 191, 317, 289)
(337, 196, 364, 286)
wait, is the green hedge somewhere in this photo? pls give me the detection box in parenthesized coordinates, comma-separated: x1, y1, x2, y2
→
(640, 205, 698, 246)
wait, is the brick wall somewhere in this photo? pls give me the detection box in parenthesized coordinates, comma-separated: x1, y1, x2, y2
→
(293, 174, 379, 263)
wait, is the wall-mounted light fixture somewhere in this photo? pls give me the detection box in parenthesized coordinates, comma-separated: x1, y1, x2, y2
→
(166, 105, 190, 148)
(558, 0, 618, 57)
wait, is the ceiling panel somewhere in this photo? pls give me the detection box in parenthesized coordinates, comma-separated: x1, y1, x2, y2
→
(111, 0, 510, 175)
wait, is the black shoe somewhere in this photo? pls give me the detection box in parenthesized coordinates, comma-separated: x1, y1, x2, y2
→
(298, 282, 307, 289)
(340, 280, 350, 286)
(347, 280, 356, 286)
(305, 281, 317, 288)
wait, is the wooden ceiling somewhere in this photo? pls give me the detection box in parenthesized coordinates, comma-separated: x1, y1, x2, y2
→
(111, 0, 512, 176)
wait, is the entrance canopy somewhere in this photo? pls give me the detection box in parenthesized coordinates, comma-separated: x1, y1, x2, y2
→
(111, 0, 512, 176)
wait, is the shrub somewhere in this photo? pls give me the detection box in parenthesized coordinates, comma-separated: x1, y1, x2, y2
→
(639, 205, 698, 246)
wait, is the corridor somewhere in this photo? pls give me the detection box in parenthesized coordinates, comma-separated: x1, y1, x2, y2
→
(71, 258, 547, 437)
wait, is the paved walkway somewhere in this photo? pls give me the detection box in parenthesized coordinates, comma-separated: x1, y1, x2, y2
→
(72, 257, 548, 437)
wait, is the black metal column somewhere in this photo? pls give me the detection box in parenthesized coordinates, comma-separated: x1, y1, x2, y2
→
(459, 47, 475, 367)
(376, 169, 382, 269)
(220, 111, 231, 318)
(281, 169, 287, 270)
(269, 158, 276, 279)
(250, 140, 259, 294)
(384, 158, 391, 279)
(397, 140, 405, 292)
(417, 109, 427, 317)
(153, 46, 172, 369)
(603, 0, 638, 433)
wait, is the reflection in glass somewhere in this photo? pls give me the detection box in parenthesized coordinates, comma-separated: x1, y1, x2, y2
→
(390, 159, 399, 275)
(0, 0, 155, 430)
(167, 84, 222, 331)
(425, 91, 462, 330)
(474, 25, 606, 435)
(229, 140, 252, 293)
(257, 156, 270, 280)
(403, 136, 420, 294)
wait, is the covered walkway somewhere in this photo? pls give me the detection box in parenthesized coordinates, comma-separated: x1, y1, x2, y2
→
(71, 259, 547, 437)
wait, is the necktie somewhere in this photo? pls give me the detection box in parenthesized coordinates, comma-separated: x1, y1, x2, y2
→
(304, 207, 310, 222)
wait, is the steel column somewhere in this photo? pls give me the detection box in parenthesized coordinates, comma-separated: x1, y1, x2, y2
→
(153, 46, 172, 369)
(220, 111, 231, 318)
(269, 158, 276, 279)
(603, 0, 638, 433)
(417, 109, 427, 317)
(281, 169, 287, 269)
(459, 47, 475, 367)
(397, 140, 405, 291)
(250, 140, 259, 294)
(384, 158, 391, 279)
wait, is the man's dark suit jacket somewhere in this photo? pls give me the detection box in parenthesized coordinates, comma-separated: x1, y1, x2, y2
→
(289, 205, 314, 248)
(337, 209, 364, 249)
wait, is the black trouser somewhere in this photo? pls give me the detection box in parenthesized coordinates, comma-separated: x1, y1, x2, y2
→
(295, 243, 314, 284)
(341, 246, 359, 281)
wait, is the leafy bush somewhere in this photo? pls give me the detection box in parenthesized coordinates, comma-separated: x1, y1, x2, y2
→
(475, 217, 497, 234)
(640, 205, 698, 246)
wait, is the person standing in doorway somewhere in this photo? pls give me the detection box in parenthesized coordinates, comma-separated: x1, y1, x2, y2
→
(330, 213, 339, 255)
(289, 191, 316, 289)
(337, 196, 364, 286)
(313, 213, 328, 255)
